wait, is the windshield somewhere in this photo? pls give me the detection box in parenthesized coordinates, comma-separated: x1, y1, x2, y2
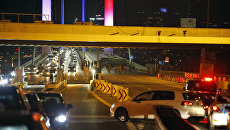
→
(187, 80, 217, 92)
(0, 94, 20, 111)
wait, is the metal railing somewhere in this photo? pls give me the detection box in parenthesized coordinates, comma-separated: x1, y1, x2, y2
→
(0, 13, 50, 23)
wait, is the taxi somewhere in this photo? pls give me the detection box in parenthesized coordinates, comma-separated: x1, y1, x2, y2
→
(207, 92, 230, 129)
(110, 90, 205, 122)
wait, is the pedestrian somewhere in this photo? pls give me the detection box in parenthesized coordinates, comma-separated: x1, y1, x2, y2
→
(129, 64, 132, 72)
(50, 74, 53, 83)
(124, 65, 127, 73)
(107, 64, 111, 73)
(115, 65, 118, 73)
(119, 65, 122, 73)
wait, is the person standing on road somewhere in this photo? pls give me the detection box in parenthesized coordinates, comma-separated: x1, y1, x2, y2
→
(119, 65, 122, 73)
(50, 74, 53, 84)
(107, 64, 111, 73)
(129, 64, 132, 72)
(124, 65, 127, 73)
(115, 65, 118, 73)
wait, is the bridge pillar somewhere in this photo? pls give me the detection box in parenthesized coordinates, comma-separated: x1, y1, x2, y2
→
(200, 48, 216, 78)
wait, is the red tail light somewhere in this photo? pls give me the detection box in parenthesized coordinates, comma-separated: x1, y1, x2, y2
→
(201, 102, 204, 106)
(204, 77, 213, 82)
(204, 105, 209, 111)
(32, 113, 41, 122)
(182, 101, 193, 106)
(212, 106, 220, 112)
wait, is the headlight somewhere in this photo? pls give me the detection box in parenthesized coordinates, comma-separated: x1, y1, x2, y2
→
(55, 115, 67, 122)
(111, 103, 115, 109)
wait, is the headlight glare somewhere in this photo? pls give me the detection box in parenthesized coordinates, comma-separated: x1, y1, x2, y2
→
(55, 115, 67, 122)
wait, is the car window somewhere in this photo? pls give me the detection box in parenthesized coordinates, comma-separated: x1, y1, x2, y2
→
(135, 91, 154, 101)
(26, 94, 40, 112)
(183, 93, 199, 100)
(40, 96, 62, 104)
(217, 95, 230, 103)
(152, 91, 175, 100)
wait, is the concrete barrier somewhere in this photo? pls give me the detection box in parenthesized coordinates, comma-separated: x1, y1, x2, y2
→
(90, 79, 130, 101)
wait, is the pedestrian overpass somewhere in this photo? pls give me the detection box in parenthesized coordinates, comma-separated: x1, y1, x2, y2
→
(0, 22, 230, 48)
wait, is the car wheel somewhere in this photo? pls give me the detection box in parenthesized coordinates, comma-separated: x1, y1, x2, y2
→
(116, 108, 129, 122)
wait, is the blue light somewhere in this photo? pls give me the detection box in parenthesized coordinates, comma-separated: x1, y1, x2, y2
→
(61, 0, 64, 24)
(82, 0, 85, 22)
(82, 48, 86, 52)
(160, 8, 167, 13)
(131, 56, 134, 60)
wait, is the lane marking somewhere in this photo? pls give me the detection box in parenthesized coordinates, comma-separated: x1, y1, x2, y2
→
(89, 91, 112, 107)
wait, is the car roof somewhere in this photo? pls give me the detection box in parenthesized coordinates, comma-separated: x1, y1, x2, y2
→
(36, 92, 62, 96)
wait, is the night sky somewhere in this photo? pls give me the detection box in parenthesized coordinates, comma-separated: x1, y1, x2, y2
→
(0, 0, 229, 27)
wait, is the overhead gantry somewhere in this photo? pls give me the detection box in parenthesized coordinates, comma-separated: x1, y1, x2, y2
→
(0, 22, 230, 48)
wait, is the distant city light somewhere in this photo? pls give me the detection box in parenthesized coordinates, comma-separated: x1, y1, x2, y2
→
(104, 0, 113, 26)
(160, 8, 167, 13)
(42, 0, 52, 21)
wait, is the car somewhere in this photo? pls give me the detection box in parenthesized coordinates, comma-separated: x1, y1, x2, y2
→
(0, 86, 31, 112)
(207, 92, 230, 129)
(0, 75, 8, 85)
(184, 78, 217, 93)
(110, 90, 205, 122)
(0, 111, 48, 130)
(25, 93, 50, 128)
(36, 92, 73, 129)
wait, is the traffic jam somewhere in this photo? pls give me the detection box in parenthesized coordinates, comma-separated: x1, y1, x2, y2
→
(1, 48, 230, 130)
(108, 77, 230, 129)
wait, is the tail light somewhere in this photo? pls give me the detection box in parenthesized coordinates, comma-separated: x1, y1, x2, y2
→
(204, 105, 209, 111)
(204, 77, 213, 82)
(182, 101, 193, 106)
(201, 102, 204, 106)
(32, 113, 41, 122)
(211, 106, 220, 112)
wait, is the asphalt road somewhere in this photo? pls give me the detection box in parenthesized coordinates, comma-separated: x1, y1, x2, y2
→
(61, 84, 160, 130)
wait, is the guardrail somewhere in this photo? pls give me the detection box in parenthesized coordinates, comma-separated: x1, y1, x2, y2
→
(158, 71, 230, 90)
(90, 79, 130, 102)
(0, 13, 49, 23)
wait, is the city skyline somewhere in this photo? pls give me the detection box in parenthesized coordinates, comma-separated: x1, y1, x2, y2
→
(0, 0, 229, 27)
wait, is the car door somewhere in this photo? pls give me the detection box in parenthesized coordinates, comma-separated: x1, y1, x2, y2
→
(129, 91, 154, 118)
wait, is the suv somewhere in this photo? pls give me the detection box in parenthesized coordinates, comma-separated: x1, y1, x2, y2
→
(0, 86, 30, 112)
(37, 92, 73, 129)
(184, 78, 217, 93)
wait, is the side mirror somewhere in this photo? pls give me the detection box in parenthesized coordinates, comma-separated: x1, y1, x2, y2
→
(67, 104, 73, 110)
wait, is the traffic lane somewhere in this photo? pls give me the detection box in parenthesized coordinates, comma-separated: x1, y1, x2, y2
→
(60, 85, 159, 130)
(187, 118, 227, 130)
(61, 85, 128, 130)
(103, 74, 183, 97)
(103, 73, 184, 89)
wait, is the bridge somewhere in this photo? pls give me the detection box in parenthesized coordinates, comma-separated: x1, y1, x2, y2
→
(0, 22, 230, 48)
